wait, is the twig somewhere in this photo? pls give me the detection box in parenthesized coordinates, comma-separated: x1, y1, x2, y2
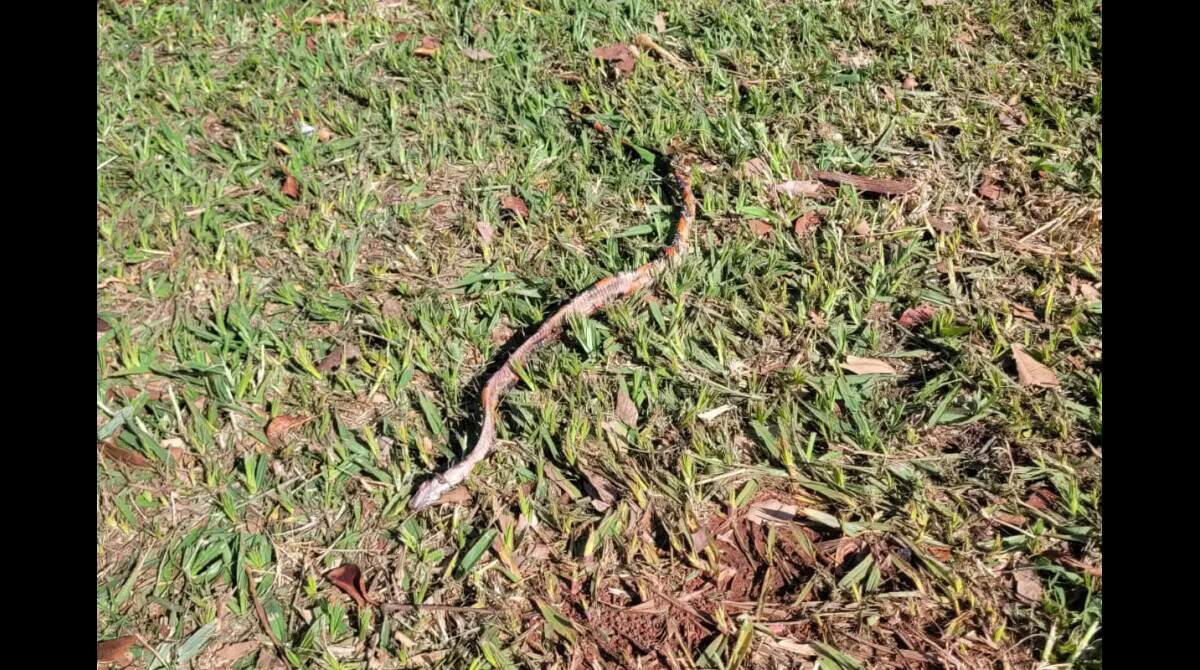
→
(381, 602, 500, 614)
(246, 566, 290, 666)
(633, 33, 688, 69)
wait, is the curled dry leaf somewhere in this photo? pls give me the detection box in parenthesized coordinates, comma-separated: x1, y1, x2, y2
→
(591, 43, 636, 75)
(499, 195, 529, 218)
(747, 498, 799, 525)
(747, 219, 774, 238)
(303, 12, 346, 26)
(615, 384, 638, 427)
(1013, 568, 1043, 603)
(325, 564, 373, 608)
(97, 635, 137, 662)
(414, 35, 440, 57)
(462, 47, 495, 61)
(266, 415, 308, 445)
(842, 356, 897, 375)
(582, 469, 617, 511)
(897, 305, 936, 329)
(772, 180, 822, 197)
(317, 344, 361, 373)
(793, 210, 821, 237)
(1012, 344, 1059, 388)
(98, 441, 152, 468)
(281, 175, 300, 200)
(97, 316, 112, 333)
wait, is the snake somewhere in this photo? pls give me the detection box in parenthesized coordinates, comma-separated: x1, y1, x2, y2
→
(409, 113, 697, 511)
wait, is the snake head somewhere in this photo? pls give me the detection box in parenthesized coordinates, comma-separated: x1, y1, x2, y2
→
(409, 474, 453, 511)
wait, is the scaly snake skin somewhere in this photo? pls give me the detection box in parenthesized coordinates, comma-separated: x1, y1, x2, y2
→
(409, 116, 696, 511)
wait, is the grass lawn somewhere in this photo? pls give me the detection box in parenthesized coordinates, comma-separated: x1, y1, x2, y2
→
(97, 1, 1101, 668)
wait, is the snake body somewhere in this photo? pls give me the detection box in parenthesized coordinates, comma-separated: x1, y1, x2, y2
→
(409, 118, 696, 510)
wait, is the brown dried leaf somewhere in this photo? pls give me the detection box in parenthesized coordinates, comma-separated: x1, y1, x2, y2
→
(591, 43, 636, 75)
(1026, 486, 1058, 510)
(266, 415, 307, 445)
(836, 51, 874, 69)
(1012, 344, 1059, 388)
(325, 564, 372, 608)
(435, 486, 472, 506)
(772, 180, 822, 197)
(317, 344, 361, 373)
(462, 47, 494, 61)
(305, 35, 317, 52)
(1079, 283, 1101, 303)
(747, 219, 774, 238)
(1011, 304, 1038, 321)
(281, 174, 300, 200)
(833, 536, 864, 565)
(813, 170, 916, 195)
(897, 305, 935, 329)
(316, 126, 334, 142)
(901, 74, 918, 90)
(393, 31, 411, 43)
(213, 640, 261, 664)
(747, 498, 799, 525)
(1013, 568, 1043, 603)
(793, 210, 821, 237)
(303, 12, 346, 26)
(582, 469, 616, 511)
(98, 441, 151, 469)
(97, 316, 112, 333)
(842, 356, 897, 375)
(500, 195, 529, 218)
(476, 219, 495, 244)
(615, 384, 638, 427)
(978, 175, 1004, 201)
(414, 35, 440, 57)
(742, 157, 772, 181)
(97, 635, 137, 662)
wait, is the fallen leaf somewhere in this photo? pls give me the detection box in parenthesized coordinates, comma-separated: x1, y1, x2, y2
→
(929, 215, 956, 233)
(500, 195, 529, 218)
(772, 180, 822, 197)
(1079, 283, 1101, 303)
(833, 536, 864, 565)
(924, 544, 952, 562)
(842, 356, 897, 375)
(897, 305, 935, 329)
(305, 35, 317, 52)
(317, 344, 361, 373)
(813, 170, 916, 195)
(793, 210, 821, 237)
(1013, 568, 1043, 603)
(266, 415, 307, 445)
(476, 219, 495, 244)
(697, 404, 734, 422)
(1025, 486, 1058, 510)
(837, 51, 874, 69)
(747, 219, 774, 238)
(852, 221, 870, 236)
(742, 157, 772, 181)
(414, 35, 440, 57)
(98, 316, 112, 333)
(1011, 304, 1038, 321)
(999, 110, 1026, 129)
(382, 298, 405, 319)
(212, 640, 261, 664)
(98, 441, 151, 468)
(991, 511, 1026, 527)
(393, 31, 411, 43)
(303, 12, 346, 26)
(978, 175, 1003, 201)
(747, 498, 799, 525)
(616, 385, 638, 427)
(317, 126, 333, 142)
(462, 47, 494, 61)
(902, 74, 918, 90)
(653, 12, 667, 33)
(1012, 344, 1059, 388)
(591, 43, 636, 75)
(325, 564, 373, 608)
(281, 175, 300, 200)
(582, 469, 617, 511)
(435, 486, 471, 506)
(97, 635, 137, 663)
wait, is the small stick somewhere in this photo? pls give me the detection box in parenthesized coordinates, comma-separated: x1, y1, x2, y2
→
(246, 567, 290, 666)
(633, 33, 688, 69)
(382, 602, 500, 614)
(813, 170, 917, 195)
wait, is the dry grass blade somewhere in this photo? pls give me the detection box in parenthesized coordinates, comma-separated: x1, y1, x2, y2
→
(813, 170, 916, 195)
